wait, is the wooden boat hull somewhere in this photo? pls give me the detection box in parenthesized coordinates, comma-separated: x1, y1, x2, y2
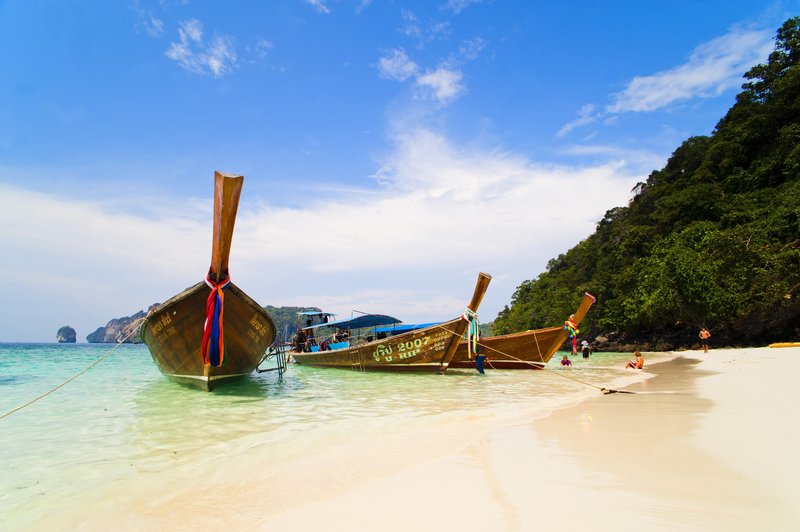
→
(448, 326, 563, 369)
(292, 318, 465, 371)
(141, 281, 276, 391)
(292, 272, 492, 372)
(449, 292, 597, 370)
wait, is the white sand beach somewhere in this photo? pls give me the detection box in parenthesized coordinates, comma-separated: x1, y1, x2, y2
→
(27, 347, 799, 531)
(257, 347, 800, 531)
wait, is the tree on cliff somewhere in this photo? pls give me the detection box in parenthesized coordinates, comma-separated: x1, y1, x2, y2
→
(493, 17, 800, 348)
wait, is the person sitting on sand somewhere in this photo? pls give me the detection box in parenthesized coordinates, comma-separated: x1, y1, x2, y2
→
(561, 354, 572, 366)
(625, 351, 644, 369)
(699, 327, 711, 353)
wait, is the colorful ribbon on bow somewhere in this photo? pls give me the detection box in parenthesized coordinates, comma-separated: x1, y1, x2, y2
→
(201, 275, 231, 367)
(564, 317, 578, 338)
(462, 308, 480, 359)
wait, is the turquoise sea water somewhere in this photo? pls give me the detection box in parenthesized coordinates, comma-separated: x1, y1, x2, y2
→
(0, 343, 655, 529)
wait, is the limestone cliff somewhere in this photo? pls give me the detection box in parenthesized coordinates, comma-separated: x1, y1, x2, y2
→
(86, 305, 158, 343)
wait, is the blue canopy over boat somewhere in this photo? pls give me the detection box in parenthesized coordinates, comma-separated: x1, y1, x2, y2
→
(373, 322, 441, 334)
(303, 314, 401, 331)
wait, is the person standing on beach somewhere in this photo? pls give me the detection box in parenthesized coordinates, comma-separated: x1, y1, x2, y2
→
(581, 340, 590, 359)
(699, 327, 711, 353)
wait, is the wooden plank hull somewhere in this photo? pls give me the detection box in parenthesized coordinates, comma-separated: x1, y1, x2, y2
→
(292, 318, 464, 372)
(141, 281, 276, 391)
(449, 292, 597, 370)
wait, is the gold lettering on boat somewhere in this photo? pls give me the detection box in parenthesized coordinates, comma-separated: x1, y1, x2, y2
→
(155, 326, 176, 343)
(150, 314, 172, 336)
(249, 314, 268, 336)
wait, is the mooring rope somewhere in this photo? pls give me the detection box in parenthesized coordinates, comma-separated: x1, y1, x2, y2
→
(0, 317, 147, 422)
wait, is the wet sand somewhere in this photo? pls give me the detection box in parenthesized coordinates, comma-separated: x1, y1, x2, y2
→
(259, 347, 800, 531)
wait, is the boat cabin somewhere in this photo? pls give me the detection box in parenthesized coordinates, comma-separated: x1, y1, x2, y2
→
(294, 312, 410, 352)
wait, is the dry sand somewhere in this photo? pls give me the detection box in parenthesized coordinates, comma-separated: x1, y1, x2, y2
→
(258, 347, 800, 531)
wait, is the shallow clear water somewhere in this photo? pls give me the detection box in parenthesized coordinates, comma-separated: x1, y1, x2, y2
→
(0, 343, 653, 528)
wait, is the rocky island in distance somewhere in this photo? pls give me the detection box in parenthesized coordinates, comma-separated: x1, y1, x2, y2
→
(56, 326, 77, 343)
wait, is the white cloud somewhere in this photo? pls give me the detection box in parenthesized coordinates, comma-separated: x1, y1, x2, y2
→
(416, 68, 464, 103)
(559, 143, 668, 176)
(0, 128, 643, 341)
(305, 0, 331, 14)
(0, 183, 210, 342)
(400, 9, 451, 49)
(442, 0, 483, 14)
(556, 104, 598, 138)
(377, 49, 419, 81)
(165, 19, 237, 77)
(132, 0, 165, 37)
(607, 27, 773, 113)
(458, 37, 488, 61)
(230, 126, 639, 325)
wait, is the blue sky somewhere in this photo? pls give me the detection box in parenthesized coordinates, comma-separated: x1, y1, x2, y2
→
(0, 0, 796, 342)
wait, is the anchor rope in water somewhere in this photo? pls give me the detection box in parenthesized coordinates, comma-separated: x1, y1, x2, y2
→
(0, 317, 147, 422)
(202, 275, 230, 367)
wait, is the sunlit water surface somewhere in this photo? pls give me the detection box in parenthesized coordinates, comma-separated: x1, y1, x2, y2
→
(0, 343, 661, 528)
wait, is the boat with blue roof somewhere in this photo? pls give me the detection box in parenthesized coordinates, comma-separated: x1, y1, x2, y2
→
(290, 273, 492, 372)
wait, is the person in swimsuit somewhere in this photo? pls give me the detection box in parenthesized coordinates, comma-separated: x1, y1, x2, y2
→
(581, 340, 590, 358)
(699, 328, 711, 353)
(625, 351, 644, 369)
(561, 354, 572, 366)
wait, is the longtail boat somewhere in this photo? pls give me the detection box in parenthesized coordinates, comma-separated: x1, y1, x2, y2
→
(140, 172, 276, 391)
(448, 292, 596, 370)
(291, 273, 492, 372)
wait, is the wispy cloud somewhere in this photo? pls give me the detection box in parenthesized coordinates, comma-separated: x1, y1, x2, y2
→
(416, 68, 464, 103)
(165, 19, 237, 77)
(457, 37, 488, 61)
(305, 0, 331, 14)
(377, 49, 419, 81)
(401, 9, 451, 49)
(559, 143, 668, 176)
(356, 0, 373, 14)
(131, 0, 165, 37)
(557, 26, 774, 137)
(557, 104, 598, 138)
(248, 38, 274, 61)
(442, 0, 483, 14)
(377, 36, 486, 105)
(607, 27, 773, 113)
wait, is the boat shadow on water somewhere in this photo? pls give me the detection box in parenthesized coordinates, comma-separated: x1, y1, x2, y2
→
(142, 370, 292, 400)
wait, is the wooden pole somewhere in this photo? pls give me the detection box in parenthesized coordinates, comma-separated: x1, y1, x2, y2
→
(437, 272, 492, 373)
(208, 171, 244, 283)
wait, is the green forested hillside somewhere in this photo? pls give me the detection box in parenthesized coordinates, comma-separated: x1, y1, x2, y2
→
(494, 17, 800, 349)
